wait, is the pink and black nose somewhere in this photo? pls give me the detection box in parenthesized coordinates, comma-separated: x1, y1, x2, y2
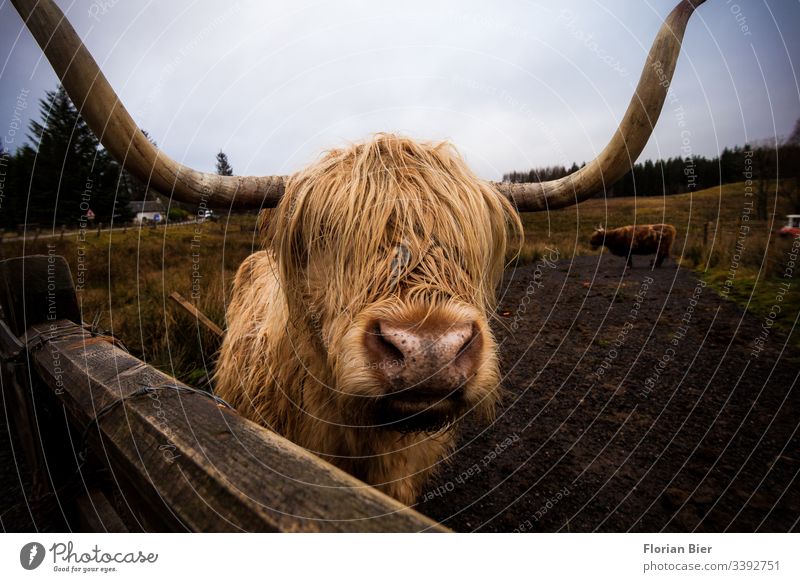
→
(364, 318, 482, 399)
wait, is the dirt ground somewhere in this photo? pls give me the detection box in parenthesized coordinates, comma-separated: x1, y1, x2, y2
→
(418, 253, 799, 532)
(1, 253, 797, 532)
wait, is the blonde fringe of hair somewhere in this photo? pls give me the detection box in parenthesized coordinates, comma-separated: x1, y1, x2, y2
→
(265, 133, 523, 325)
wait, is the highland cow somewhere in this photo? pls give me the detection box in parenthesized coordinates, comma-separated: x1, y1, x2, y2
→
(15, 0, 706, 504)
(215, 136, 521, 503)
(590, 224, 676, 268)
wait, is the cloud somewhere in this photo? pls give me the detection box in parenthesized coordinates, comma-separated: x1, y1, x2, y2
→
(1, 0, 798, 180)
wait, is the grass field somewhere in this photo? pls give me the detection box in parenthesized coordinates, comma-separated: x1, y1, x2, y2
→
(1, 216, 261, 387)
(2, 181, 797, 384)
(518, 181, 790, 264)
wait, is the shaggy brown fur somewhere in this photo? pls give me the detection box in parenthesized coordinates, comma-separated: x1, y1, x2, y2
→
(214, 134, 522, 504)
(590, 224, 676, 268)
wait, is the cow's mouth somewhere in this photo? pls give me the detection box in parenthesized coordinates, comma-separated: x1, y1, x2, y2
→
(373, 387, 467, 432)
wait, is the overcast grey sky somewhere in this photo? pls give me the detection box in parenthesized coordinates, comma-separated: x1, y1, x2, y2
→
(1, 0, 798, 180)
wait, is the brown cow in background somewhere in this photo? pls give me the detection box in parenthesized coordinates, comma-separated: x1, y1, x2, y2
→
(590, 224, 676, 268)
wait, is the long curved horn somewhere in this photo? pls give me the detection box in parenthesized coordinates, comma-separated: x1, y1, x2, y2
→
(494, 0, 706, 212)
(12, 0, 284, 209)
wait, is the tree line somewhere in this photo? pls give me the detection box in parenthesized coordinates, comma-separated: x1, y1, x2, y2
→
(0, 85, 235, 230)
(503, 119, 800, 216)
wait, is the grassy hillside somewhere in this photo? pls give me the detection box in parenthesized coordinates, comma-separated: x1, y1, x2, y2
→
(517, 181, 788, 260)
(2, 181, 797, 386)
(1, 217, 260, 386)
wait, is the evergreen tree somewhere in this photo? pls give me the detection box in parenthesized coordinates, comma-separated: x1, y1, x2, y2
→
(787, 118, 800, 146)
(0, 147, 14, 228)
(215, 150, 233, 176)
(16, 86, 132, 226)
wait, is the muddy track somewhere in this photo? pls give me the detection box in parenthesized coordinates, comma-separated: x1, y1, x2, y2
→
(418, 254, 799, 532)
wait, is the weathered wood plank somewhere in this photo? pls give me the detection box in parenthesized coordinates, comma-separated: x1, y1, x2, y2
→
(74, 489, 129, 533)
(27, 320, 446, 532)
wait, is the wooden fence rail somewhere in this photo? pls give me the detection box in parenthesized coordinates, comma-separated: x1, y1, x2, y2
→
(0, 255, 445, 532)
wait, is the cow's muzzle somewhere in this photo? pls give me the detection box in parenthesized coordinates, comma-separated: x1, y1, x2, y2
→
(363, 317, 482, 429)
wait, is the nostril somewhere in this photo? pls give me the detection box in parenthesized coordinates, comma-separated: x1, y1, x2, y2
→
(364, 321, 406, 367)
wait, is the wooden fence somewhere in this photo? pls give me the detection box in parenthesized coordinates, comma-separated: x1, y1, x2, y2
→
(0, 255, 445, 532)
